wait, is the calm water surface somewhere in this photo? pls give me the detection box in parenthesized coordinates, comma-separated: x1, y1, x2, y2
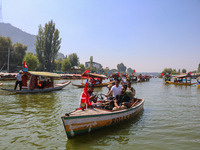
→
(0, 79, 200, 150)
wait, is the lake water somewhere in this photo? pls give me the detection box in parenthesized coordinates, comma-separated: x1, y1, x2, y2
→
(0, 79, 200, 150)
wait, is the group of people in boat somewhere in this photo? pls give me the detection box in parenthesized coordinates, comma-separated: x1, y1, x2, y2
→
(89, 77, 103, 85)
(14, 70, 53, 90)
(87, 74, 136, 111)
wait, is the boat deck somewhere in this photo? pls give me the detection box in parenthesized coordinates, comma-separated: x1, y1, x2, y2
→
(65, 99, 143, 117)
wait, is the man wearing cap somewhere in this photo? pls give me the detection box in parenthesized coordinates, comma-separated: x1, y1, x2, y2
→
(14, 70, 23, 90)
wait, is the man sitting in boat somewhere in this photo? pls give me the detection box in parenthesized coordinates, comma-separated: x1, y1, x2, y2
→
(126, 80, 135, 100)
(88, 84, 97, 103)
(113, 85, 131, 111)
(106, 76, 121, 98)
(106, 82, 115, 99)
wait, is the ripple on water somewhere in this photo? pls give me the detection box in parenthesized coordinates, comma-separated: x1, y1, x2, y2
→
(1, 79, 200, 150)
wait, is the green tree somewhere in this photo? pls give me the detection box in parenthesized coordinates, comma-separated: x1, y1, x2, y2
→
(68, 53, 79, 67)
(23, 52, 39, 71)
(0, 36, 12, 71)
(0, 36, 27, 72)
(172, 69, 177, 74)
(197, 64, 200, 73)
(12, 43, 27, 68)
(78, 64, 85, 71)
(182, 68, 187, 73)
(62, 58, 71, 72)
(127, 68, 133, 74)
(35, 20, 61, 72)
(162, 68, 173, 74)
(55, 58, 63, 71)
(178, 69, 181, 74)
(35, 25, 44, 70)
(117, 63, 126, 72)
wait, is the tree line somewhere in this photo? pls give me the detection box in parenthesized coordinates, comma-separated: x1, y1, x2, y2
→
(161, 64, 200, 75)
(0, 20, 136, 74)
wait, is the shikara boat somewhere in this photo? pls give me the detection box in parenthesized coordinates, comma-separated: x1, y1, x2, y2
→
(0, 73, 16, 81)
(163, 73, 172, 83)
(61, 98, 144, 138)
(1, 71, 71, 94)
(165, 74, 195, 86)
(197, 77, 200, 88)
(72, 72, 112, 88)
(72, 81, 113, 88)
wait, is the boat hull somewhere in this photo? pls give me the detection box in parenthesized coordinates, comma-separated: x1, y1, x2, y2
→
(61, 99, 144, 138)
(1, 81, 71, 94)
(165, 81, 195, 86)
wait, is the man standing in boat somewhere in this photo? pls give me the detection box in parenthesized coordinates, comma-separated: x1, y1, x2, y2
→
(14, 70, 23, 90)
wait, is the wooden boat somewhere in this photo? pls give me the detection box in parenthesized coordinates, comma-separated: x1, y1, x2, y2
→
(1, 71, 71, 94)
(72, 81, 113, 88)
(0, 73, 17, 81)
(72, 72, 112, 88)
(163, 73, 172, 83)
(61, 98, 144, 138)
(197, 77, 200, 88)
(165, 74, 195, 86)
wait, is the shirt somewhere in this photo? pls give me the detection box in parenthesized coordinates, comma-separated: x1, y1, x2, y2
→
(16, 73, 22, 81)
(111, 85, 121, 98)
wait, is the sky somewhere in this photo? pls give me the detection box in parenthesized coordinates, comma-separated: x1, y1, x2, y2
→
(1, 0, 200, 72)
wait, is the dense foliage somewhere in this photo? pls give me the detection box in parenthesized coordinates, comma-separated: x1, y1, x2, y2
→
(117, 63, 126, 72)
(23, 52, 39, 71)
(0, 36, 27, 72)
(35, 20, 61, 72)
(68, 53, 79, 67)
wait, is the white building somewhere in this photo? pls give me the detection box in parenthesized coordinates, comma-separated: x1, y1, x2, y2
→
(85, 61, 102, 69)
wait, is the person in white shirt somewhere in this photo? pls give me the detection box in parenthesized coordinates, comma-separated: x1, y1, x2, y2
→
(14, 70, 23, 90)
(106, 78, 121, 98)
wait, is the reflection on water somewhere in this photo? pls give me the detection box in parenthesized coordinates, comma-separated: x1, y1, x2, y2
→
(1, 79, 200, 150)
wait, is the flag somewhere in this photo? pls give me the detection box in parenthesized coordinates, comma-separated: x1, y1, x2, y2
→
(117, 72, 121, 77)
(23, 61, 27, 68)
(84, 69, 89, 73)
(79, 82, 91, 109)
(161, 73, 164, 76)
(22, 61, 28, 72)
(133, 70, 135, 73)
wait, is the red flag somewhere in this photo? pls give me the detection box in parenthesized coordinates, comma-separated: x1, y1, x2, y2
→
(84, 69, 89, 73)
(79, 82, 91, 109)
(117, 72, 121, 77)
(161, 73, 164, 76)
(133, 70, 135, 73)
(23, 61, 28, 68)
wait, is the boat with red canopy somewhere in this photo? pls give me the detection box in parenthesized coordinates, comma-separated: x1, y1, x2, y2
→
(72, 71, 113, 88)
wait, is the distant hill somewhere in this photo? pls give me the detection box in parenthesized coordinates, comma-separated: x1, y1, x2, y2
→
(0, 23, 36, 53)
